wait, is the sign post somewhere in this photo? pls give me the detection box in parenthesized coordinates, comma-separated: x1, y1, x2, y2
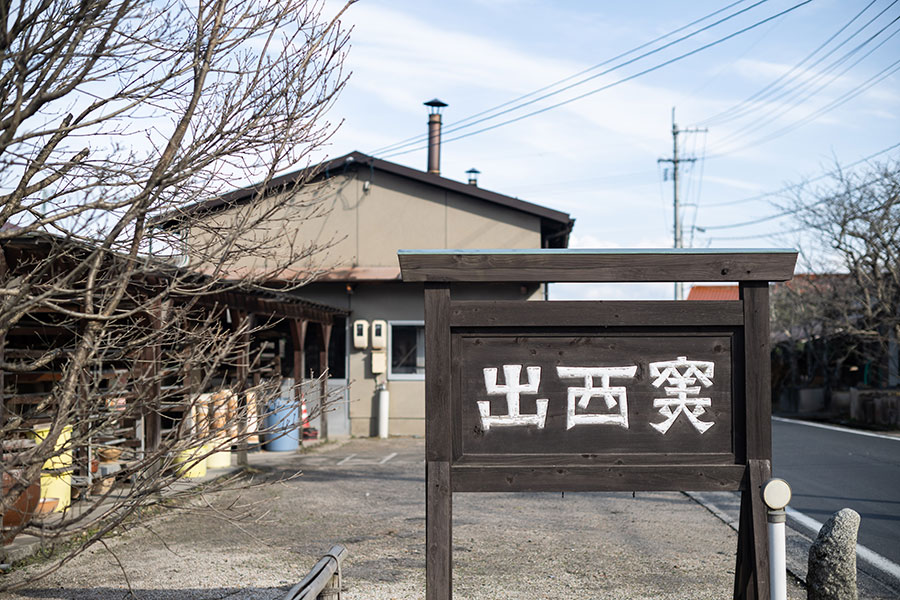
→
(399, 248, 797, 600)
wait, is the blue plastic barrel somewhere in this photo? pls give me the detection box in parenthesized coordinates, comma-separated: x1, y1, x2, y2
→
(262, 392, 299, 452)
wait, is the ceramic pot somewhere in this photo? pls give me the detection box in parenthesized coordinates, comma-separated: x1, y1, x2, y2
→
(2, 469, 41, 543)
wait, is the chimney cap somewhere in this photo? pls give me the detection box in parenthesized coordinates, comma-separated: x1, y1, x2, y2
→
(424, 98, 448, 114)
(466, 168, 480, 186)
(465, 168, 480, 175)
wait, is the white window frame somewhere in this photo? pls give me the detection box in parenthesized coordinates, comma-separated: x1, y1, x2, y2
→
(387, 320, 425, 380)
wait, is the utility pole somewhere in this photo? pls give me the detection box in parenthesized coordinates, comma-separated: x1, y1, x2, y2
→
(658, 107, 706, 300)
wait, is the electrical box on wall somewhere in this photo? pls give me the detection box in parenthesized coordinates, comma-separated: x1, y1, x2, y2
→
(371, 351, 387, 374)
(371, 320, 387, 350)
(353, 320, 369, 349)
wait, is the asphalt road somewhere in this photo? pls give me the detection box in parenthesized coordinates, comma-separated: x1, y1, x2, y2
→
(772, 418, 900, 565)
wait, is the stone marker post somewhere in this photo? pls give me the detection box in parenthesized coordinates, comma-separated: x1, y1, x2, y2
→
(807, 508, 860, 600)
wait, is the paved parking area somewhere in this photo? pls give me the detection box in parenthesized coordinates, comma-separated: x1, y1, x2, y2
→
(294, 450, 416, 467)
(5, 437, 807, 599)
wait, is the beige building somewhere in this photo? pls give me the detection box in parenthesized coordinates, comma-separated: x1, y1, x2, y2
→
(171, 149, 573, 437)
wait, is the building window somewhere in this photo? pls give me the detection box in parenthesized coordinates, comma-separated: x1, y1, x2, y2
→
(327, 317, 346, 379)
(389, 321, 425, 380)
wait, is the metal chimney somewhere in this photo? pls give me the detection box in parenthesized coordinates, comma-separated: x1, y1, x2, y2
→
(424, 99, 447, 174)
(466, 168, 480, 186)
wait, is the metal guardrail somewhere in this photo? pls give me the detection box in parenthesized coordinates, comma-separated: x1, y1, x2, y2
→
(282, 544, 347, 600)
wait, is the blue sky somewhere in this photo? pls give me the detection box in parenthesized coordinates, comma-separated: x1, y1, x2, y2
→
(316, 0, 900, 298)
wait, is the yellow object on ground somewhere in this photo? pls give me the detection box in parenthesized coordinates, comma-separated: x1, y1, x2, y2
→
(29, 425, 74, 512)
(29, 424, 73, 468)
(174, 445, 209, 478)
(40, 468, 73, 511)
(205, 440, 232, 469)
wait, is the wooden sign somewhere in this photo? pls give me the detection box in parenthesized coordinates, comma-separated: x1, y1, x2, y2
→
(398, 249, 798, 600)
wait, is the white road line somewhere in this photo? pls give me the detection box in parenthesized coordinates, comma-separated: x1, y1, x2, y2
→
(379, 452, 398, 464)
(773, 416, 900, 441)
(336, 454, 356, 465)
(786, 506, 900, 582)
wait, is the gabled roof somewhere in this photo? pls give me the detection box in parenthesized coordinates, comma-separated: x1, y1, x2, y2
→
(154, 151, 574, 248)
(686, 285, 739, 301)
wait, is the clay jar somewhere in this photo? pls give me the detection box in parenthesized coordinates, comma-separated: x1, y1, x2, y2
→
(2, 469, 41, 542)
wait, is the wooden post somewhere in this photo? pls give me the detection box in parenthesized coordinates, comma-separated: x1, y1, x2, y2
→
(318, 564, 341, 599)
(141, 301, 163, 458)
(0, 246, 6, 429)
(734, 281, 773, 600)
(425, 283, 452, 600)
(319, 322, 332, 441)
(289, 318, 307, 440)
(0, 329, 5, 430)
(234, 310, 253, 466)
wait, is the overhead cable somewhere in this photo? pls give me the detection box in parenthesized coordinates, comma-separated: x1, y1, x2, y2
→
(373, 0, 780, 157)
(697, 0, 890, 127)
(703, 140, 900, 207)
(380, 0, 813, 160)
(367, 0, 755, 156)
(700, 157, 900, 230)
(708, 11, 900, 154)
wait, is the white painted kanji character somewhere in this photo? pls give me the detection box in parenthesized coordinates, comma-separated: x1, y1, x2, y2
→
(479, 365, 548, 430)
(649, 356, 715, 434)
(556, 366, 637, 430)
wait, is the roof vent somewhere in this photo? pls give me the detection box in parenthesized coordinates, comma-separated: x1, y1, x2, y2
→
(466, 168, 480, 186)
(424, 99, 447, 175)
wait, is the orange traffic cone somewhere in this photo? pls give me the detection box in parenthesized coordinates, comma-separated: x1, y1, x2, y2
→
(300, 397, 317, 440)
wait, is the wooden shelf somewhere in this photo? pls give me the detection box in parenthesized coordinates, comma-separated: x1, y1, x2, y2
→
(5, 393, 53, 405)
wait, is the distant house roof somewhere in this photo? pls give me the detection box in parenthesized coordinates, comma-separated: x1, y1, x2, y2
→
(687, 285, 740, 301)
(154, 151, 574, 248)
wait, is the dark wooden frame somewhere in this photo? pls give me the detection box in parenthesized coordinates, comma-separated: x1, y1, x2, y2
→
(399, 249, 797, 600)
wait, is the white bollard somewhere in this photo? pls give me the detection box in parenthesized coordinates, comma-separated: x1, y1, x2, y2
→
(768, 510, 787, 600)
(377, 384, 390, 439)
(762, 478, 792, 600)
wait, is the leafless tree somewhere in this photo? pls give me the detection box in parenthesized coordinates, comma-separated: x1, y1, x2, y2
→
(773, 160, 900, 397)
(0, 0, 353, 589)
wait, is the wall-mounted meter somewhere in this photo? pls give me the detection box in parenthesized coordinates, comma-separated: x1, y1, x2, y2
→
(371, 320, 387, 350)
(352, 320, 369, 349)
(371, 351, 387, 374)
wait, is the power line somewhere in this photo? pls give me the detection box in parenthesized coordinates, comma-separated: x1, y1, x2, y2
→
(700, 205, 805, 230)
(703, 140, 900, 208)
(716, 18, 900, 145)
(380, 0, 813, 160)
(725, 54, 900, 152)
(368, 0, 755, 157)
(708, 11, 900, 154)
(699, 152, 900, 231)
(701, 226, 809, 241)
(696, 0, 890, 127)
(372, 0, 788, 158)
(688, 131, 710, 247)
(377, 0, 777, 157)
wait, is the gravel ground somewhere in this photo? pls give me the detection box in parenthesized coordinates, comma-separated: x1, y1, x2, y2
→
(3, 437, 806, 599)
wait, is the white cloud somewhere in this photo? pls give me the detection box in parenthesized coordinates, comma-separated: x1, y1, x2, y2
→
(313, 0, 899, 261)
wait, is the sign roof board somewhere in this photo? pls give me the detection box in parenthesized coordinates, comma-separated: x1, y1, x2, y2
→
(398, 248, 797, 283)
